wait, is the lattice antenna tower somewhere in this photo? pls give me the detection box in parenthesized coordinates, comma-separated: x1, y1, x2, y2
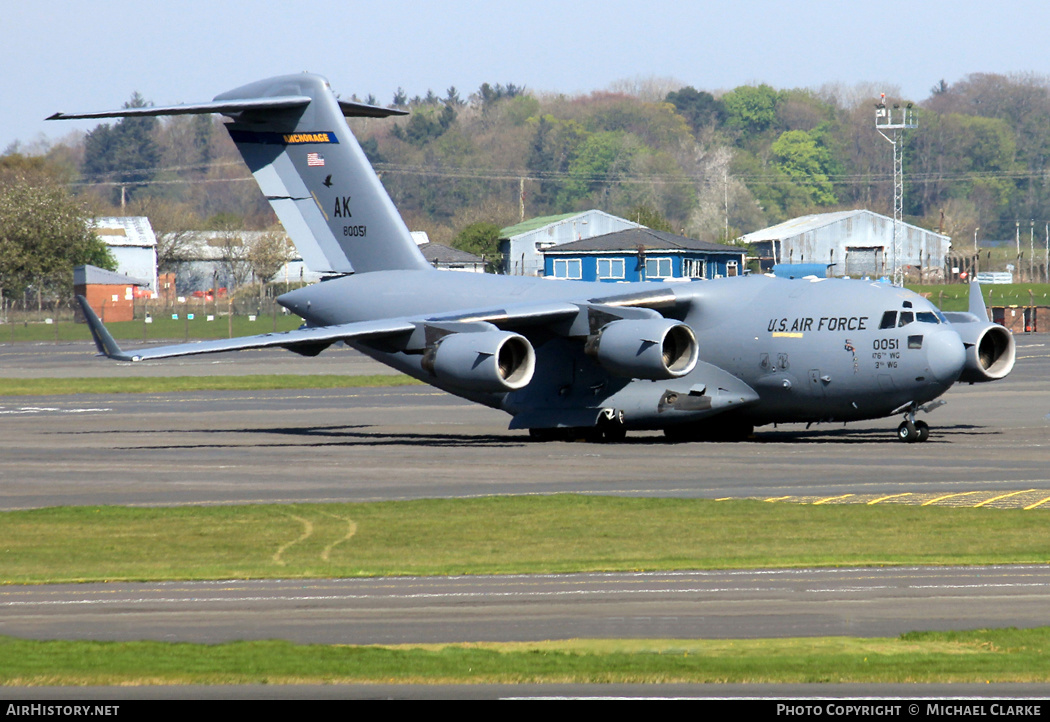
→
(875, 94, 917, 286)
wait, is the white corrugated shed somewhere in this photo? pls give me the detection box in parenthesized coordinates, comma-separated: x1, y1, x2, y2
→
(92, 216, 159, 292)
(158, 230, 323, 291)
(738, 209, 951, 280)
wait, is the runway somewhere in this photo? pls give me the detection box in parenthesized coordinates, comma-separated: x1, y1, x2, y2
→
(0, 339, 1047, 509)
(0, 338, 1048, 654)
(4, 566, 1050, 645)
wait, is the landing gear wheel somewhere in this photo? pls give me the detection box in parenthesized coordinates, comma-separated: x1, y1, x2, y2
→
(897, 420, 918, 443)
(528, 428, 558, 442)
(601, 423, 627, 443)
(914, 420, 930, 443)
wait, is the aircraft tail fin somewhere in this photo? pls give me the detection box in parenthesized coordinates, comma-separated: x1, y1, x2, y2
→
(968, 280, 989, 320)
(51, 74, 431, 276)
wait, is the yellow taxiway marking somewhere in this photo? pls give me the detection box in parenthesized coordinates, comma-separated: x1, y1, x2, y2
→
(974, 489, 1036, 508)
(867, 493, 913, 505)
(920, 491, 981, 506)
(812, 494, 854, 505)
(756, 490, 1050, 511)
(1025, 496, 1050, 511)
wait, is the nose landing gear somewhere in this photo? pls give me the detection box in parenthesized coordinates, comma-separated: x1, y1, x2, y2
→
(896, 403, 932, 443)
(893, 400, 944, 443)
(897, 418, 930, 443)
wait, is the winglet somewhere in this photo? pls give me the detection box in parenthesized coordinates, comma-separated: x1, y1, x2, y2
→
(75, 295, 136, 361)
(968, 280, 989, 320)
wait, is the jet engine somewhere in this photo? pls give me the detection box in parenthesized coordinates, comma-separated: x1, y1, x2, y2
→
(421, 330, 536, 393)
(947, 316, 1016, 383)
(585, 318, 698, 380)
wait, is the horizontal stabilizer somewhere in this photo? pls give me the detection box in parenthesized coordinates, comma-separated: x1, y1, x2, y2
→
(48, 97, 312, 121)
(48, 97, 406, 121)
(50, 73, 426, 275)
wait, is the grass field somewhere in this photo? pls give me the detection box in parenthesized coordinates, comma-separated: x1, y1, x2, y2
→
(0, 374, 420, 396)
(907, 282, 1050, 312)
(0, 312, 304, 344)
(4, 627, 1050, 685)
(4, 496, 1049, 584)
(4, 497, 1050, 685)
(2, 278, 1047, 345)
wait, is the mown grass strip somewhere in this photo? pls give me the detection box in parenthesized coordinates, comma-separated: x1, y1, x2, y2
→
(907, 282, 1050, 311)
(0, 315, 304, 343)
(0, 374, 422, 396)
(3, 496, 1050, 585)
(3, 627, 1050, 685)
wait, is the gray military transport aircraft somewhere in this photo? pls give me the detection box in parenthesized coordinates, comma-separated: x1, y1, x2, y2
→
(52, 73, 1016, 443)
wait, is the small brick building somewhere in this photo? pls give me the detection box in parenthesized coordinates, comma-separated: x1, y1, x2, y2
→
(74, 265, 150, 323)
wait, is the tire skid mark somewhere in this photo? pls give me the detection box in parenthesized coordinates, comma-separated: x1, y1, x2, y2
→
(317, 510, 358, 562)
(272, 513, 313, 566)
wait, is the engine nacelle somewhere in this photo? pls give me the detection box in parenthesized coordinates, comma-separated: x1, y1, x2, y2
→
(585, 318, 698, 380)
(947, 316, 1016, 383)
(421, 330, 535, 393)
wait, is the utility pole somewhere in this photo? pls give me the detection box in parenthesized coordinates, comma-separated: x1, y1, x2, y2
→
(723, 170, 729, 243)
(875, 94, 917, 287)
(974, 227, 980, 276)
(1030, 220, 1035, 283)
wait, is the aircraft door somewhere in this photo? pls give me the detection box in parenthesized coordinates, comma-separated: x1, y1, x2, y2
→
(808, 369, 826, 397)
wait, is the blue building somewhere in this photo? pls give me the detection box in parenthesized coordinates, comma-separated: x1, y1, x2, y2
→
(542, 228, 745, 282)
(499, 210, 644, 277)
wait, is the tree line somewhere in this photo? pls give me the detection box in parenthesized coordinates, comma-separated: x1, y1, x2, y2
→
(4, 71, 1050, 296)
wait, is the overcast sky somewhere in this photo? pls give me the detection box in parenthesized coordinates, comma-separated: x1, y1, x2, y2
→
(5, 0, 1050, 152)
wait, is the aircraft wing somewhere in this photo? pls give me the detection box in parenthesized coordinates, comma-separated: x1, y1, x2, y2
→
(77, 287, 683, 363)
(76, 296, 416, 362)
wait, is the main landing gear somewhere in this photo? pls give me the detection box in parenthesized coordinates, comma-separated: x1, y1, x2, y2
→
(528, 409, 627, 443)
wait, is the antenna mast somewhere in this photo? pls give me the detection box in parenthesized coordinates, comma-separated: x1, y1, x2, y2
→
(875, 94, 917, 287)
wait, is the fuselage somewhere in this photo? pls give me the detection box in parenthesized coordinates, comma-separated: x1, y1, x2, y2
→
(279, 270, 967, 430)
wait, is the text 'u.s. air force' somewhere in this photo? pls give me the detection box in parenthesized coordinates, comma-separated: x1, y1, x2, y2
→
(767, 317, 870, 333)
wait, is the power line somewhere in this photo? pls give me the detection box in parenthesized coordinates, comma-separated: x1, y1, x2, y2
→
(63, 158, 1050, 190)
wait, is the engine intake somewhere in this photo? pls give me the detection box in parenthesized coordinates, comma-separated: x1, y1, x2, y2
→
(952, 319, 1015, 383)
(585, 318, 698, 380)
(421, 330, 535, 393)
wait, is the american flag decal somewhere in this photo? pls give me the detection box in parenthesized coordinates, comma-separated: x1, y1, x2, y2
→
(307, 152, 325, 167)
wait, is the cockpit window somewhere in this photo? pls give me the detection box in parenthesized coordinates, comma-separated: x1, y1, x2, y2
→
(879, 311, 897, 329)
(898, 311, 914, 327)
(935, 310, 949, 324)
(916, 311, 939, 324)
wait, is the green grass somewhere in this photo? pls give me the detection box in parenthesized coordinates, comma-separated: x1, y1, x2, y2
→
(0, 313, 303, 343)
(6, 497, 1050, 686)
(0, 374, 420, 396)
(4, 497, 1050, 585)
(3, 628, 1050, 685)
(907, 282, 1050, 311)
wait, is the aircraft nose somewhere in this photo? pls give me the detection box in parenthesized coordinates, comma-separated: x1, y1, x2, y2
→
(926, 328, 966, 384)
